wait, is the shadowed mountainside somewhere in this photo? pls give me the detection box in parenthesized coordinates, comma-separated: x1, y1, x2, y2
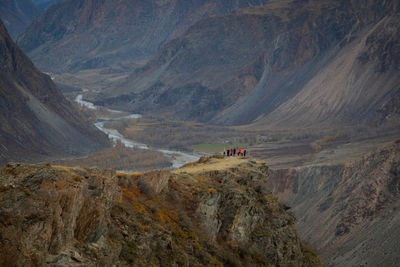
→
(268, 140, 400, 266)
(98, 0, 400, 128)
(0, 157, 322, 266)
(0, 0, 40, 39)
(17, 0, 269, 73)
(0, 20, 109, 165)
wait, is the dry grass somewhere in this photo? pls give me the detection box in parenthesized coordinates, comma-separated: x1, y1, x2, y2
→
(173, 156, 256, 175)
(105, 117, 238, 151)
(53, 142, 171, 171)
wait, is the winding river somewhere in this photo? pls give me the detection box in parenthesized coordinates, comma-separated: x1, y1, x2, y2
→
(75, 94, 201, 170)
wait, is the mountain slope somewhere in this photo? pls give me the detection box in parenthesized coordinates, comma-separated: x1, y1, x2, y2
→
(99, 0, 399, 128)
(32, 0, 61, 12)
(268, 140, 400, 266)
(0, 20, 109, 165)
(256, 11, 400, 129)
(17, 0, 268, 73)
(0, 157, 322, 266)
(0, 0, 40, 39)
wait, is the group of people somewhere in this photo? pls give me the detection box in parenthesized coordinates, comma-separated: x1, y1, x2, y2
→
(224, 148, 247, 157)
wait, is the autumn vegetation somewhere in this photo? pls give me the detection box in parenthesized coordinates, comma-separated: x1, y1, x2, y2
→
(54, 141, 171, 171)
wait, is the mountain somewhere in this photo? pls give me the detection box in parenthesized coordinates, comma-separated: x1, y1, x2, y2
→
(0, 157, 322, 266)
(0, 0, 40, 39)
(32, 0, 61, 12)
(98, 0, 400, 128)
(0, 20, 109, 165)
(17, 0, 269, 73)
(268, 139, 400, 266)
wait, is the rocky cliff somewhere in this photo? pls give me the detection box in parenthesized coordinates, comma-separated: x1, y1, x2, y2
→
(0, 157, 322, 266)
(17, 0, 268, 73)
(268, 140, 400, 266)
(99, 0, 400, 128)
(0, 19, 109, 165)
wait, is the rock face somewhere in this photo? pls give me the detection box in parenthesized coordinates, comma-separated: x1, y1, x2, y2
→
(0, 20, 109, 165)
(99, 0, 400, 127)
(0, 163, 121, 266)
(0, 157, 322, 266)
(268, 140, 400, 266)
(17, 0, 268, 73)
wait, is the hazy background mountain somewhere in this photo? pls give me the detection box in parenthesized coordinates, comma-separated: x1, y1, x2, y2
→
(0, 0, 40, 39)
(95, 0, 399, 129)
(0, 19, 109, 165)
(18, 0, 269, 73)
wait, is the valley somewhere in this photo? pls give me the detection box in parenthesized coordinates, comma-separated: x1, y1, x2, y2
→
(73, 93, 201, 171)
(54, 65, 400, 265)
(0, 0, 399, 266)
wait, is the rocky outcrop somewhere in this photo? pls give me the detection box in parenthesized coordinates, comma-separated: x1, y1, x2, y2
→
(0, 157, 322, 266)
(269, 140, 400, 266)
(0, 19, 109, 165)
(0, 163, 121, 266)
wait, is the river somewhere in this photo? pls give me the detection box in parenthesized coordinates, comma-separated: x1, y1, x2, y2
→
(75, 94, 201, 170)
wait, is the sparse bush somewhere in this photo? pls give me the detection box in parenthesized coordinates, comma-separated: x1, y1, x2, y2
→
(0, 185, 12, 192)
(23, 188, 31, 196)
(72, 174, 83, 182)
(135, 178, 156, 198)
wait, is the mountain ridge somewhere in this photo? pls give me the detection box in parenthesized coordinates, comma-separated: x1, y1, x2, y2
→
(96, 0, 400, 129)
(0, 19, 109, 165)
(0, 0, 40, 39)
(17, 0, 269, 73)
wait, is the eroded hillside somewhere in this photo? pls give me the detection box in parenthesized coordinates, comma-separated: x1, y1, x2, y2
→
(98, 0, 399, 128)
(17, 0, 269, 73)
(268, 140, 400, 266)
(0, 0, 40, 39)
(0, 157, 322, 266)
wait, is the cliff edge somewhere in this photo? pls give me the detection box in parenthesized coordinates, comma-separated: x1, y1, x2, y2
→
(0, 157, 322, 266)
